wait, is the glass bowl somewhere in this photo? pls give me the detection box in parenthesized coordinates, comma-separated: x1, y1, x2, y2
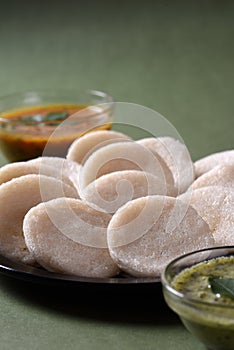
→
(0, 89, 113, 162)
(161, 246, 234, 350)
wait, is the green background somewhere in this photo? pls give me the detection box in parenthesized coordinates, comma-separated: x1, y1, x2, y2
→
(0, 1, 233, 349)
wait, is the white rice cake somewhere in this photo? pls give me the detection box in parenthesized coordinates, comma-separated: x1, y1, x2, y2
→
(138, 137, 194, 194)
(107, 195, 213, 277)
(23, 197, 119, 278)
(191, 163, 234, 190)
(67, 130, 131, 164)
(28, 156, 81, 194)
(80, 170, 175, 213)
(179, 186, 234, 246)
(79, 141, 176, 195)
(0, 174, 77, 265)
(194, 150, 234, 178)
(0, 157, 81, 196)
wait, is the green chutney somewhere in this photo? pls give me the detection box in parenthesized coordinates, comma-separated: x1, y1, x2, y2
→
(171, 256, 234, 350)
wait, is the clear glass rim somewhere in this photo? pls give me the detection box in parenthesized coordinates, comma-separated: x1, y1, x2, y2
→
(0, 88, 114, 126)
(0, 88, 114, 103)
(161, 245, 234, 310)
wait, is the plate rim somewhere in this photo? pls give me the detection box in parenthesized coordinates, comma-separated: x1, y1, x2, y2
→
(0, 254, 161, 286)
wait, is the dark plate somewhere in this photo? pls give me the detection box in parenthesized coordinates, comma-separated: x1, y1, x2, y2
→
(0, 254, 161, 293)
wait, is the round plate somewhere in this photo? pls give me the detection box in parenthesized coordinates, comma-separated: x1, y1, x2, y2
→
(0, 254, 161, 293)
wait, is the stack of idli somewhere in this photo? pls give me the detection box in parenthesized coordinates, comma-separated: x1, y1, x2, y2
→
(0, 130, 233, 278)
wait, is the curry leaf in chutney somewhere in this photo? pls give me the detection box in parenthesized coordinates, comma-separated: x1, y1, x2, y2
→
(209, 277, 234, 299)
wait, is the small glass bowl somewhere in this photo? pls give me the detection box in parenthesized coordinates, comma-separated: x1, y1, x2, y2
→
(0, 89, 113, 162)
(161, 246, 234, 350)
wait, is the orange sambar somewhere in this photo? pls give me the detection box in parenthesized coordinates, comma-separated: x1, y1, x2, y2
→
(0, 104, 111, 162)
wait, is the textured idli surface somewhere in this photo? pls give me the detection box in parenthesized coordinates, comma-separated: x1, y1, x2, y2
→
(0, 174, 77, 265)
(23, 197, 119, 278)
(191, 163, 234, 190)
(79, 141, 175, 194)
(0, 157, 81, 194)
(194, 150, 234, 178)
(0, 160, 56, 185)
(67, 130, 131, 164)
(29, 156, 81, 194)
(107, 195, 213, 277)
(138, 137, 194, 194)
(80, 170, 175, 213)
(179, 186, 234, 246)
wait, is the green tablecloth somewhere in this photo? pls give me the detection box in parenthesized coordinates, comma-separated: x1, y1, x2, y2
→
(0, 1, 233, 349)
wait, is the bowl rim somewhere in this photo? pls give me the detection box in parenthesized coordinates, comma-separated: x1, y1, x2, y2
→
(0, 88, 114, 102)
(161, 245, 234, 310)
(0, 88, 114, 126)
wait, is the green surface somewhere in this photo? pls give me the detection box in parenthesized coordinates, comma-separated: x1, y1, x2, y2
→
(0, 1, 233, 349)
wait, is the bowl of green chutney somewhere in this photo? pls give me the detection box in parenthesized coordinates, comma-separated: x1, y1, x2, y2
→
(161, 246, 234, 350)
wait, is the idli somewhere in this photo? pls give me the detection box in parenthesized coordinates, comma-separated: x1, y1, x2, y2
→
(138, 137, 194, 194)
(0, 157, 81, 195)
(0, 160, 57, 185)
(23, 197, 119, 278)
(67, 130, 131, 164)
(0, 174, 77, 265)
(179, 186, 234, 246)
(107, 195, 214, 277)
(80, 170, 175, 213)
(191, 163, 234, 190)
(194, 150, 234, 178)
(29, 156, 81, 193)
(79, 141, 175, 194)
